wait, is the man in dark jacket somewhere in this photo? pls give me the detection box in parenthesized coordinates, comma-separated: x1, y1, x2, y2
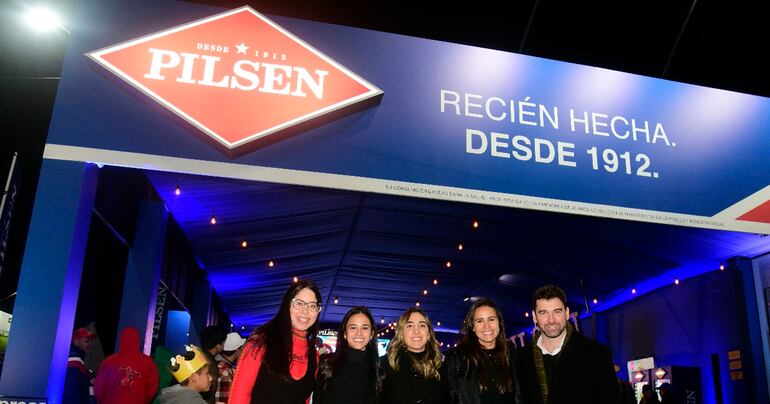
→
(63, 327, 95, 403)
(94, 326, 159, 404)
(199, 325, 226, 404)
(516, 285, 618, 404)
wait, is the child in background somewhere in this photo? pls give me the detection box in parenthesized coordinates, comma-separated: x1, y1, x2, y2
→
(159, 345, 216, 404)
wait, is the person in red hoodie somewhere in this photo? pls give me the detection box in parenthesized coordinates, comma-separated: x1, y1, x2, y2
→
(229, 280, 322, 404)
(94, 326, 159, 404)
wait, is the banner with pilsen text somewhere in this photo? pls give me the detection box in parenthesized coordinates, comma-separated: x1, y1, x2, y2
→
(45, 0, 770, 233)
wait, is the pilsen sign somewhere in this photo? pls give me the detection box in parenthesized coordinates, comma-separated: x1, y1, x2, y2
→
(87, 6, 382, 155)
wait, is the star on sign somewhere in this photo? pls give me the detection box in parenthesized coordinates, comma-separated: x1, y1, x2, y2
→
(235, 42, 249, 55)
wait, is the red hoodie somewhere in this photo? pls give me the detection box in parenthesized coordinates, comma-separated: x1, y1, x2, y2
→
(94, 326, 159, 404)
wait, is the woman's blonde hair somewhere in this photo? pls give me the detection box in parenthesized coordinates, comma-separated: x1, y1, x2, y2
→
(387, 307, 442, 380)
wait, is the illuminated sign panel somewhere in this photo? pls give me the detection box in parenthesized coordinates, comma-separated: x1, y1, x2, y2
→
(87, 7, 382, 153)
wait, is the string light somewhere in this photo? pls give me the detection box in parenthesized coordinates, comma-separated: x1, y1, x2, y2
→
(592, 298, 598, 304)
(174, 185, 181, 196)
(472, 220, 479, 229)
(334, 296, 339, 304)
(423, 289, 428, 295)
(631, 288, 637, 294)
(524, 312, 529, 317)
(457, 243, 464, 251)
(445, 260, 452, 268)
(210, 214, 216, 225)
(268, 260, 274, 268)
(463, 297, 470, 302)
(293, 276, 298, 283)
(719, 263, 725, 271)
(437, 321, 441, 326)
(241, 240, 247, 248)
(381, 317, 385, 324)
(674, 278, 680, 285)
(433, 279, 438, 285)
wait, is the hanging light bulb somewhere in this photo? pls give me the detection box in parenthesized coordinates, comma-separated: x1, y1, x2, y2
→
(415, 301, 420, 307)
(592, 298, 598, 304)
(210, 214, 217, 225)
(674, 278, 680, 285)
(524, 312, 529, 317)
(423, 289, 428, 295)
(293, 276, 298, 283)
(174, 185, 181, 196)
(334, 296, 339, 304)
(437, 321, 441, 326)
(381, 317, 385, 324)
(457, 243, 464, 251)
(433, 279, 438, 285)
(268, 260, 275, 268)
(719, 263, 725, 271)
(445, 260, 452, 268)
(472, 220, 479, 229)
(631, 288, 637, 294)
(241, 240, 247, 248)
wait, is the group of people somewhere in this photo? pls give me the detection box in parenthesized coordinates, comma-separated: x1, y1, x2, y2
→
(166, 281, 622, 404)
(63, 324, 247, 404)
(67, 281, 628, 404)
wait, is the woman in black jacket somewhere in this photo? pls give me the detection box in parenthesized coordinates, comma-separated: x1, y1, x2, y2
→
(314, 306, 381, 404)
(379, 307, 446, 404)
(441, 299, 521, 404)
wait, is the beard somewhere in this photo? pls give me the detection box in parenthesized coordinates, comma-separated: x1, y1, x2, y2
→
(540, 323, 566, 338)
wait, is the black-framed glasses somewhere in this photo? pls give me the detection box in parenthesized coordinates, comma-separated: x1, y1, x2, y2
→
(291, 298, 322, 312)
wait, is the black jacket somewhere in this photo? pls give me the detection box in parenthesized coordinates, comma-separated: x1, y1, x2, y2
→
(379, 350, 446, 404)
(441, 341, 522, 404)
(314, 349, 378, 404)
(516, 330, 618, 404)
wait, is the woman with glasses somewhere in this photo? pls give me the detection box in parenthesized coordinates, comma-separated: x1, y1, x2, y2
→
(379, 307, 445, 404)
(441, 299, 521, 404)
(230, 280, 323, 404)
(314, 306, 381, 404)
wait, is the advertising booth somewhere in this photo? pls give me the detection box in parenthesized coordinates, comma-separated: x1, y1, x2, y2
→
(1, 0, 769, 403)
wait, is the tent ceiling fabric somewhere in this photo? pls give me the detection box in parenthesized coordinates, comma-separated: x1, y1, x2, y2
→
(145, 171, 770, 332)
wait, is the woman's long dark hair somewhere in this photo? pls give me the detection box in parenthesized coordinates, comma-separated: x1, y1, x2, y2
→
(318, 306, 382, 400)
(246, 280, 322, 381)
(458, 298, 513, 393)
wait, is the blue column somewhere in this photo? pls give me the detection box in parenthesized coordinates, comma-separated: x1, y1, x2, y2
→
(0, 160, 99, 402)
(737, 257, 770, 402)
(116, 201, 168, 355)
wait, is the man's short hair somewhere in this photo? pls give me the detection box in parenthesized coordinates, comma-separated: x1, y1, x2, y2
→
(200, 326, 227, 350)
(180, 366, 207, 386)
(532, 285, 567, 310)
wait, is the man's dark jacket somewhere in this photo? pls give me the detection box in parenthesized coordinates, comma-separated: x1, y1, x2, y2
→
(516, 328, 618, 404)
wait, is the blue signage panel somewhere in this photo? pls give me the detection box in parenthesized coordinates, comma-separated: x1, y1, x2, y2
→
(45, 0, 770, 233)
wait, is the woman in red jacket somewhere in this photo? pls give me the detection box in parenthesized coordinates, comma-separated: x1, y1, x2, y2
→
(230, 280, 322, 404)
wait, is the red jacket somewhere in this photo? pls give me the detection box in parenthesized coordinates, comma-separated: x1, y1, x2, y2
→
(94, 326, 159, 404)
(230, 330, 318, 404)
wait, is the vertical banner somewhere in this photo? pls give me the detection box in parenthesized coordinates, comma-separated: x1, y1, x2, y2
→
(0, 153, 20, 278)
(151, 281, 168, 350)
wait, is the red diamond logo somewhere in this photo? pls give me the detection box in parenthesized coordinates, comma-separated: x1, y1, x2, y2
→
(87, 6, 382, 155)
